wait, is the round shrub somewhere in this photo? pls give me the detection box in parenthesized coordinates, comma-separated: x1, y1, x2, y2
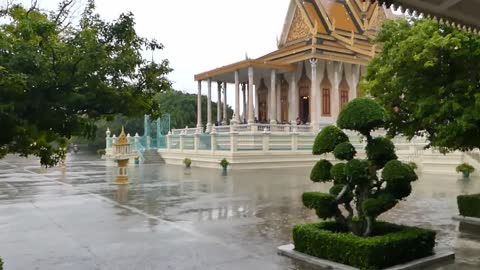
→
(302, 192, 336, 219)
(337, 98, 386, 135)
(330, 163, 347, 184)
(382, 160, 418, 199)
(382, 160, 418, 183)
(313, 126, 349, 155)
(345, 159, 369, 185)
(386, 179, 412, 199)
(363, 193, 397, 217)
(366, 137, 397, 168)
(334, 142, 357, 161)
(310, 160, 333, 182)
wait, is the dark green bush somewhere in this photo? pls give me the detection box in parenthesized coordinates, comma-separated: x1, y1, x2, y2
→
(333, 142, 356, 161)
(312, 126, 348, 155)
(383, 160, 417, 199)
(363, 193, 397, 217)
(330, 184, 353, 203)
(457, 194, 480, 218)
(293, 221, 436, 270)
(330, 163, 347, 184)
(0, 257, 3, 270)
(302, 192, 336, 219)
(310, 160, 333, 182)
(345, 159, 369, 185)
(366, 137, 397, 168)
(337, 98, 386, 136)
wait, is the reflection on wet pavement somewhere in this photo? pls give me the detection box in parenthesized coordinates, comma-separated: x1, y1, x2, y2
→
(0, 153, 479, 269)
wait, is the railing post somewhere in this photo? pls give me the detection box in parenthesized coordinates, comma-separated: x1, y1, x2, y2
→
(230, 118, 238, 132)
(134, 133, 140, 152)
(112, 134, 117, 154)
(250, 123, 256, 133)
(263, 128, 270, 152)
(166, 132, 172, 150)
(105, 128, 112, 154)
(146, 136, 151, 150)
(291, 127, 299, 151)
(230, 131, 238, 153)
(180, 133, 185, 152)
(194, 131, 200, 152)
(211, 131, 217, 154)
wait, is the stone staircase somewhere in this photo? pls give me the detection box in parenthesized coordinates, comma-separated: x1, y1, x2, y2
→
(142, 150, 165, 164)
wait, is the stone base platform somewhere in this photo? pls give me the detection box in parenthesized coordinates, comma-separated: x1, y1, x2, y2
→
(277, 244, 455, 270)
(158, 150, 318, 170)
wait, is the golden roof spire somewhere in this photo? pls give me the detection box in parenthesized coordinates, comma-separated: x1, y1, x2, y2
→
(116, 126, 129, 145)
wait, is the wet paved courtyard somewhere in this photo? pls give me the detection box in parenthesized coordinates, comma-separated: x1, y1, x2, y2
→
(0, 153, 479, 270)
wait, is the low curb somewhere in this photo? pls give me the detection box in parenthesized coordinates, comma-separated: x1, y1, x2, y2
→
(277, 244, 455, 270)
(453, 215, 480, 226)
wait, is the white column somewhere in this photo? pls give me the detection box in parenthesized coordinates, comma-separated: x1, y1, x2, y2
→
(276, 83, 281, 122)
(234, 70, 240, 122)
(217, 82, 222, 124)
(255, 85, 259, 121)
(290, 73, 298, 123)
(197, 81, 202, 129)
(327, 62, 342, 121)
(242, 83, 247, 123)
(350, 64, 361, 99)
(222, 82, 228, 125)
(270, 70, 277, 124)
(248, 67, 255, 124)
(309, 59, 319, 130)
(207, 79, 212, 132)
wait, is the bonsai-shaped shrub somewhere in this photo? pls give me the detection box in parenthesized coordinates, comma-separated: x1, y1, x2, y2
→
(456, 163, 474, 176)
(183, 158, 192, 168)
(220, 158, 229, 169)
(304, 98, 418, 236)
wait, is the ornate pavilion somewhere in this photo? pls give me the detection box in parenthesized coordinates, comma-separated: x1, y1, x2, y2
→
(193, 0, 396, 133)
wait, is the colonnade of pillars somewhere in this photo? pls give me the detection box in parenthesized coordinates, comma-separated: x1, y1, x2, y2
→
(197, 67, 257, 133)
(196, 60, 360, 133)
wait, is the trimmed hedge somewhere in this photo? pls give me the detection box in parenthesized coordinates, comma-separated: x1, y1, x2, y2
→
(458, 194, 480, 218)
(293, 221, 436, 270)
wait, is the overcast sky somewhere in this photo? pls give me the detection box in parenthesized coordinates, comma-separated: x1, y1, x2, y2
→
(5, 0, 291, 104)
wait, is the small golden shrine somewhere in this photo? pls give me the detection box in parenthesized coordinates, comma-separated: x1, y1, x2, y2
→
(113, 127, 131, 185)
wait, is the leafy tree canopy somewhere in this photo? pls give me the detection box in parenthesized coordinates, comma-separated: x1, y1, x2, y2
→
(156, 90, 233, 130)
(0, 1, 172, 165)
(363, 18, 480, 152)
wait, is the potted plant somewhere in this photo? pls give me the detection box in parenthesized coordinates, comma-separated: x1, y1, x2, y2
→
(407, 161, 418, 171)
(134, 156, 140, 165)
(456, 163, 474, 178)
(290, 98, 436, 269)
(220, 158, 229, 174)
(183, 158, 192, 168)
(97, 149, 106, 157)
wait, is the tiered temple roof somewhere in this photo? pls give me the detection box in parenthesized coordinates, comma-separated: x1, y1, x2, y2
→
(195, 0, 395, 81)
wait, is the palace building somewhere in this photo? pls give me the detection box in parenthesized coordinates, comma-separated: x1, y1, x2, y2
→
(193, 0, 396, 133)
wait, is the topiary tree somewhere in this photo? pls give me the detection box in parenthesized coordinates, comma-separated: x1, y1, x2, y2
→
(304, 98, 418, 236)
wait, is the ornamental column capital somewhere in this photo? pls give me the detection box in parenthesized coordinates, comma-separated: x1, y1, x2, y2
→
(309, 58, 318, 68)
